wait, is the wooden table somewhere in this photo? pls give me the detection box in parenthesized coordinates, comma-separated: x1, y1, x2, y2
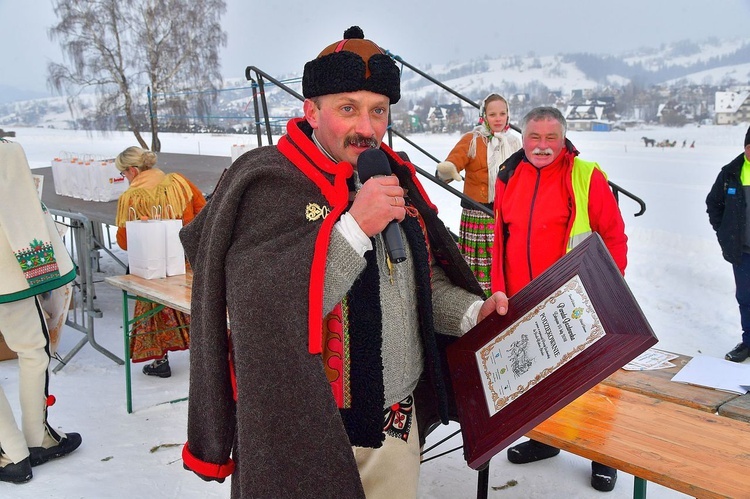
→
(40, 152, 230, 226)
(602, 353, 739, 413)
(528, 383, 750, 499)
(39, 151, 226, 372)
(105, 272, 193, 413)
(444, 351, 750, 499)
(106, 272, 192, 314)
(602, 353, 750, 424)
(522, 354, 750, 499)
(41, 152, 226, 372)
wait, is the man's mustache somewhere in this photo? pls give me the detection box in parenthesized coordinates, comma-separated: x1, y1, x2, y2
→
(531, 147, 554, 156)
(345, 135, 378, 148)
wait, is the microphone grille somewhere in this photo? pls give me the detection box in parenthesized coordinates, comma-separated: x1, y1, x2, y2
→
(357, 148, 391, 182)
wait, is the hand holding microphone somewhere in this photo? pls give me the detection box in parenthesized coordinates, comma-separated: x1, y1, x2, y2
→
(351, 148, 407, 263)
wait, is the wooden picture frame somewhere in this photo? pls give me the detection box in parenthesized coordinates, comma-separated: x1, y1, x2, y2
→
(447, 233, 657, 469)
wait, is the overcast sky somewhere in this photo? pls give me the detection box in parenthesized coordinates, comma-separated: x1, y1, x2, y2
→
(2, 0, 749, 95)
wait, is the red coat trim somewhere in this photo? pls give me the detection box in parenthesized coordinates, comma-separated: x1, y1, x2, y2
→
(277, 118, 352, 355)
(323, 302, 347, 407)
(276, 120, 443, 357)
(182, 441, 235, 479)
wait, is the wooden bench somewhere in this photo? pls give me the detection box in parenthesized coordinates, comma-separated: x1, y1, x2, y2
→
(451, 353, 750, 499)
(527, 383, 750, 499)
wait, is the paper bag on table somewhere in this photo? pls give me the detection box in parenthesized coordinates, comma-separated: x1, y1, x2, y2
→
(92, 159, 128, 202)
(161, 205, 186, 276)
(126, 215, 166, 280)
(231, 143, 251, 163)
(162, 218, 185, 276)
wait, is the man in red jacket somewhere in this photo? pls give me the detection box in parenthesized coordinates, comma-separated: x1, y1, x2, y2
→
(491, 106, 627, 492)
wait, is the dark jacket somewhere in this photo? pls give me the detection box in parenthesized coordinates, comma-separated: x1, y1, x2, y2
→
(179, 117, 482, 498)
(707, 152, 747, 265)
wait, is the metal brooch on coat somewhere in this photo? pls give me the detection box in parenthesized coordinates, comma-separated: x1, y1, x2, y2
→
(305, 202, 330, 221)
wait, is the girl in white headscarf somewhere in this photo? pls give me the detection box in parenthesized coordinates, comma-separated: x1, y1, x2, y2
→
(436, 93, 521, 295)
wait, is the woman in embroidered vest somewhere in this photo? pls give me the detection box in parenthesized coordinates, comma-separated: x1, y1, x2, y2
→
(114, 146, 206, 378)
(436, 93, 522, 296)
(0, 141, 82, 483)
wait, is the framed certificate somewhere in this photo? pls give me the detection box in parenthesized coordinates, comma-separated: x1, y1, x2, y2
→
(447, 233, 657, 469)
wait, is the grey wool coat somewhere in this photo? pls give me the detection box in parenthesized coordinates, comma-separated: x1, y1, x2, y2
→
(180, 117, 483, 498)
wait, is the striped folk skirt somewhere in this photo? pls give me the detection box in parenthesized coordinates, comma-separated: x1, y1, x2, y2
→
(458, 208, 494, 297)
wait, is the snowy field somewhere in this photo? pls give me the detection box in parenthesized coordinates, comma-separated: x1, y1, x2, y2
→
(0, 121, 747, 498)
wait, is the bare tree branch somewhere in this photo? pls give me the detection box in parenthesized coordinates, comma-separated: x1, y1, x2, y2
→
(48, 0, 226, 150)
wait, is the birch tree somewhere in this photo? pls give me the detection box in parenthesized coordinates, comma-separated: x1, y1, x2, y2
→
(48, 0, 227, 151)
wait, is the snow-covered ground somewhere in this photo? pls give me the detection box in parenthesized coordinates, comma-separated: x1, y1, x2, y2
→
(0, 122, 747, 498)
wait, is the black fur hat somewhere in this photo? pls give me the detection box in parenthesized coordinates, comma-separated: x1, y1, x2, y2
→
(745, 125, 750, 147)
(302, 26, 400, 103)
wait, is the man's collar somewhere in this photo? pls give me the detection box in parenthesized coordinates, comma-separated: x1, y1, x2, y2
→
(311, 131, 338, 163)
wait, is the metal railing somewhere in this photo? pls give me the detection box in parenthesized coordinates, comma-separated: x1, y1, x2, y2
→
(244, 55, 646, 218)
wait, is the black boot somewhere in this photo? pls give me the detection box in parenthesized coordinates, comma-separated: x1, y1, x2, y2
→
(29, 431, 82, 467)
(591, 461, 617, 492)
(507, 439, 560, 464)
(143, 354, 171, 378)
(0, 456, 33, 484)
(725, 343, 749, 362)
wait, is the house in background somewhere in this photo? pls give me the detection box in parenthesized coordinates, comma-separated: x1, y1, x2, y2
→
(426, 103, 465, 133)
(563, 99, 615, 131)
(715, 91, 750, 125)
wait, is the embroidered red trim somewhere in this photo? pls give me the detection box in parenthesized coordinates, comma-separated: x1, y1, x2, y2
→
(322, 303, 345, 407)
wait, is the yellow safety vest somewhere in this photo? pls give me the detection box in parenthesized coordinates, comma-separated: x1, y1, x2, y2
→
(567, 158, 607, 252)
(741, 156, 750, 186)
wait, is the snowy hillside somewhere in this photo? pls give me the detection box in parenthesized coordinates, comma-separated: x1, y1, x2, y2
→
(424, 36, 750, 95)
(407, 55, 600, 97)
(622, 37, 749, 71)
(2, 36, 749, 129)
(665, 62, 750, 87)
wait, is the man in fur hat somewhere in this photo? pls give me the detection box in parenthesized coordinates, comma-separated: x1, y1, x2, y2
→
(180, 26, 509, 498)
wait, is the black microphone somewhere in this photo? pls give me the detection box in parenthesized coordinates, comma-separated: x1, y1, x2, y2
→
(356, 148, 407, 264)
